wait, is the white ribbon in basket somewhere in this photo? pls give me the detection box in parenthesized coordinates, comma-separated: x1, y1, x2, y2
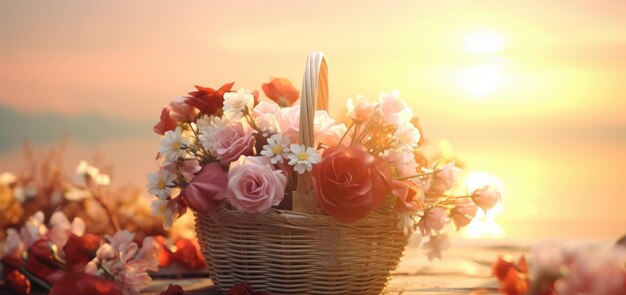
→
(292, 52, 328, 214)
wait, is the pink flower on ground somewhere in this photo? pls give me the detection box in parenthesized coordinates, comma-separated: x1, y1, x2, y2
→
(4, 228, 24, 259)
(48, 211, 85, 255)
(180, 163, 228, 214)
(419, 207, 447, 236)
(223, 156, 287, 213)
(168, 96, 197, 123)
(426, 163, 459, 197)
(211, 120, 257, 165)
(450, 198, 478, 230)
(530, 241, 564, 278)
(137, 237, 160, 272)
(471, 186, 501, 211)
(153, 106, 178, 135)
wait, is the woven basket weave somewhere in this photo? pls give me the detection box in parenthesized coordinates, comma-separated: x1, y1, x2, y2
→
(195, 52, 408, 295)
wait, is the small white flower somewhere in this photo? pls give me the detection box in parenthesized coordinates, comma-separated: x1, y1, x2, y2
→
(146, 169, 177, 199)
(223, 88, 255, 121)
(397, 213, 417, 235)
(393, 122, 420, 151)
(159, 127, 189, 165)
(287, 144, 322, 174)
(198, 116, 227, 151)
(260, 134, 291, 164)
(256, 113, 281, 137)
(195, 114, 212, 130)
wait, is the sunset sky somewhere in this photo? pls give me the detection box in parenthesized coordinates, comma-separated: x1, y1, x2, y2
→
(1, 1, 625, 240)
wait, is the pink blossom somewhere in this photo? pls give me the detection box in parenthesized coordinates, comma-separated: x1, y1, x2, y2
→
(252, 101, 280, 118)
(4, 228, 24, 258)
(426, 163, 459, 197)
(137, 237, 160, 272)
(278, 106, 301, 143)
(379, 91, 413, 125)
(387, 150, 418, 178)
(471, 186, 501, 211)
(423, 234, 451, 260)
(211, 120, 256, 165)
(347, 95, 376, 122)
(19, 211, 47, 248)
(180, 163, 228, 214)
(419, 207, 447, 236)
(179, 159, 201, 181)
(168, 96, 197, 123)
(223, 156, 287, 213)
(450, 198, 478, 230)
(315, 119, 347, 147)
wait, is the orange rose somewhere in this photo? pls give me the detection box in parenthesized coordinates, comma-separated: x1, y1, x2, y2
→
(311, 144, 393, 223)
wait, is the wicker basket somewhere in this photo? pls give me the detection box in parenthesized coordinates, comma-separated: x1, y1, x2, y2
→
(195, 52, 408, 295)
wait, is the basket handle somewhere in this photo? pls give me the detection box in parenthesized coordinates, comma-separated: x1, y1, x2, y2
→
(292, 52, 328, 213)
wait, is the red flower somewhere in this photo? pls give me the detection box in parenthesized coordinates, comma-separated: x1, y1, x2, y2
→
(154, 236, 172, 267)
(159, 283, 186, 295)
(3, 269, 31, 295)
(228, 282, 271, 295)
(25, 239, 64, 286)
(311, 144, 393, 223)
(261, 77, 299, 107)
(185, 82, 234, 116)
(153, 106, 178, 135)
(49, 271, 122, 295)
(492, 254, 517, 281)
(63, 233, 101, 272)
(2, 256, 30, 295)
(493, 255, 530, 295)
(171, 239, 206, 270)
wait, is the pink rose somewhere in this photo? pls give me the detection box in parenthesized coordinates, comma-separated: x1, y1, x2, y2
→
(471, 185, 501, 211)
(419, 207, 447, 236)
(392, 180, 424, 213)
(181, 163, 228, 213)
(212, 121, 257, 165)
(314, 111, 347, 147)
(169, 96, 197, 123)
(426, 163, 459, 197)
(379, 91, 413, 125)
(223, 156, 287, 213)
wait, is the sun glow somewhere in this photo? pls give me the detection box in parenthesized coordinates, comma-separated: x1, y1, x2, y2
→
(464, 31, 505, 55)
(459, 64, 504, 97)
(463, 172, 505, 239)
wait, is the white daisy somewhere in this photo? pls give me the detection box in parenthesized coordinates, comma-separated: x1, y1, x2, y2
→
(159, 127, 189, 165)
(223, 88, 255, 121)
(146, 169, 177, 199)
(287, 144, 322, 174)
(393, 122, 420, 151)
(150, 198, 177, 229)
(260, 134, 291, 164)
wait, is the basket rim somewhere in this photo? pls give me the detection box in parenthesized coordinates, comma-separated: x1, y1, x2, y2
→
(195, 207, 401, 230)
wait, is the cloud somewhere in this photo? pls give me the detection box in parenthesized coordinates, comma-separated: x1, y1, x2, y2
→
(0, 104, 152, 151)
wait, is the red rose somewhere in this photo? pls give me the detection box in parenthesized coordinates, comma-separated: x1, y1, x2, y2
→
(25, 239, 64, 286)
(185, 82, 234, 116)
(311, 144, 393, 223)
(261, 77, 299, 107)
(160, 284, 186, 295)
(63, 233, 101, 272)
(153, 106, 178, 135)
(171, 239, 206, 270)
(49, 271, 122, 295)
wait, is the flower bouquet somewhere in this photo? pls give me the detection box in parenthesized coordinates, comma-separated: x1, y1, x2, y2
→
(148, 52, 501, 294)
